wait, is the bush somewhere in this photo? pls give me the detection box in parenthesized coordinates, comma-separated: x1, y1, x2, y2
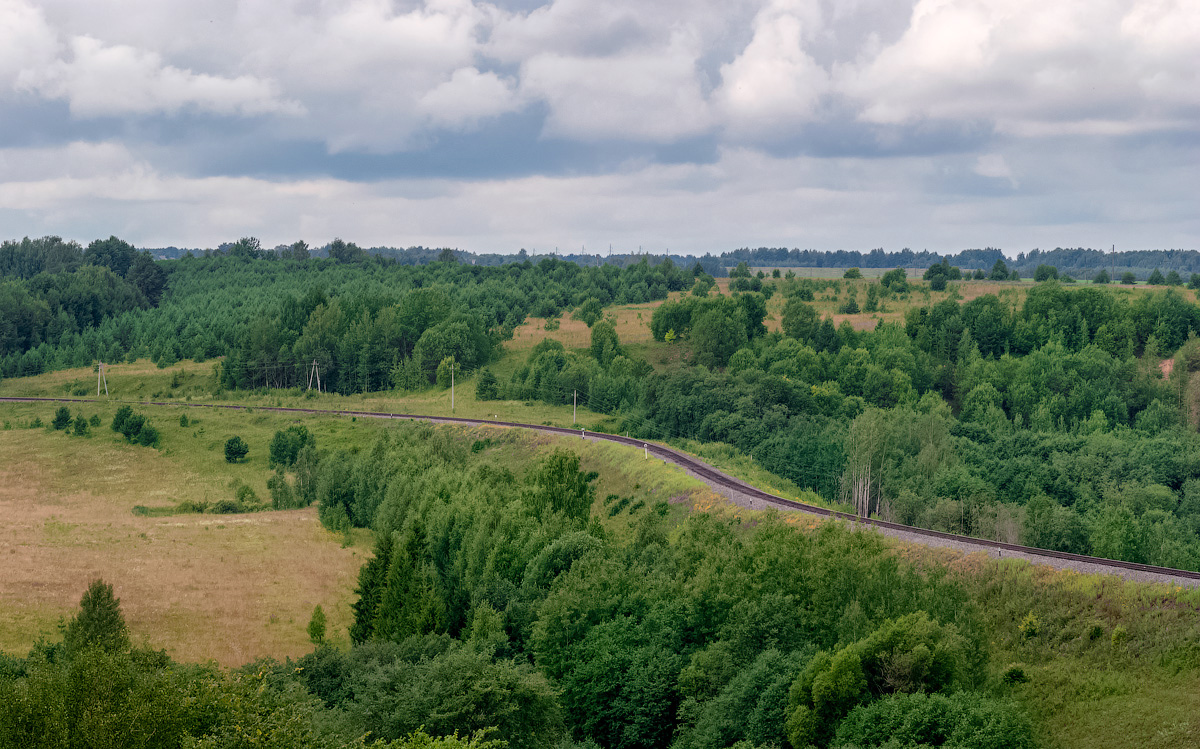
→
(269, 425, 315, 468)
(136, 424, 159, 447)
(1111, 625, 1128, 648)
(573, 298, 604, 327)
(63, 579, 129, 655)
(929, 275, 947, 291)
(225, 436, 249, 463)
(1018, 612, 1040, 640)
(308, 605, 327, 644)
(1001, 664, 1029, 684)
(179, 413, 189, 427)
(89, 414, 101, 427)
(843, 268, 863, 279)
(52, 406, 72, 430)
(111, 405, 133, 433)
(72, 415, 89, 436)
(476, 369, 500, 401)
(834, 692, 1035, 749)
(436, 357, 457, 389)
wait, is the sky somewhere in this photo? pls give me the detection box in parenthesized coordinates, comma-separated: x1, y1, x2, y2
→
(0, 0, 1196, 256)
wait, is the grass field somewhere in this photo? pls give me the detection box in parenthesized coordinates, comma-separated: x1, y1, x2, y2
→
(0, 390, 726, 665)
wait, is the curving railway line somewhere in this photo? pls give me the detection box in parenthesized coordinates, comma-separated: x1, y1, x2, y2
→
(4, 395, 1200, 588)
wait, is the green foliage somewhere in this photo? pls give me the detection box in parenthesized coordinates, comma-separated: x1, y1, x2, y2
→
(224, 435, 249, 463)
(880, 268, 908, 291)
(833, 692, 1035, 749)
(51, 405, 72, 430)
(64, 579, 130, 655)
(1094, 268, 1111, 284)
(1121, 271, 1137, 284)
(843, 268, 862, 279)
(989, 258, 1010, 281)
(1148, 268, 1166, 285)
(308, 605, 327, 644)
(180, 413, 190, 427)
(1035, 264, 1059, 282)
(436, 356, 457, 389)
(573, 298, 604, 327)
(72, 413, 89, 436)
(269, 425, 315, 468)
(475, 369, 500, 400)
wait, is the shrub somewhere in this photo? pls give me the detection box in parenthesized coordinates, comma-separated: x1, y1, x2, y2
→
(308, 605, 327, 644)
(436, 357, 457, 389)
(63, 579, 129, 655)
(135, 424, 159, 447)
(1111, 625, 1128, 648)
(930, 275, 948, 291)
(843, 268, 863, 279)
(1018, 612, 1040, 640)
(89, 414, 101, 427)
(834, 692, 1035, 749)
(111, 405, 133, 433)
(475, 369, 500, 401)
(179, 413, 189, 427)
(269, 425, 315, 468)
(225, 436, 249, 463)
(52, 406, 72, 430)
(1001, 664, 1029, 684)
(573, 298, 603, 327)
(72, 415, 89, 436)
(268, 467, 297, 509)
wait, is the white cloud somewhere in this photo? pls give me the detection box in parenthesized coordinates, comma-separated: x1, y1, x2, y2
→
(0, 0, 60, 84)
(19, 35, 300, 117)
(973, 153, 1016, 187)
(520, 31, 714, 142)
(417, 67, 523, 130)
(843, 0, 1200, 136)
(715, 0, 830, 139)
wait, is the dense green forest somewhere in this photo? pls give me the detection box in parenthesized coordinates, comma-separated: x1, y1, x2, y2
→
(0, 235, 691, 385)
(0, 425, 1043, 749)
(8, 235, 1200, 572)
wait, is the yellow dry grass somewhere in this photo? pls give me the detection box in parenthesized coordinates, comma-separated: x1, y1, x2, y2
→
(0, 407, 370, 665)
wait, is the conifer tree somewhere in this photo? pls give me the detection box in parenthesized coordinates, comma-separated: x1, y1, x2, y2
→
(64, 579, 129, 654)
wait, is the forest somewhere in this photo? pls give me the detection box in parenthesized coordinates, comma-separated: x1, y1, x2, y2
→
(7, 234, 1200, 747)
(0, 423, 1040, 748)
(7, 236, 1200, 572)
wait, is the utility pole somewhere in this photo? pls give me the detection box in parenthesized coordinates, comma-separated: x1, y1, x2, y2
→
(97, 362, 108, 396)
(307, 359, 321, 393)
(573, 389, 577, 424)
(450, 361, 455, 413)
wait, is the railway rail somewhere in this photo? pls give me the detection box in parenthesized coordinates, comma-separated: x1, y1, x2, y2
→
(5, 395, 1200, 587)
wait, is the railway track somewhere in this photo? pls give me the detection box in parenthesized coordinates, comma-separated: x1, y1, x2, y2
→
(5, 395, 1200, 587)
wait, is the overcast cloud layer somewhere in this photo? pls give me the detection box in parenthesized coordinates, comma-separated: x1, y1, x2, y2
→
(0, 0, 1196, 254)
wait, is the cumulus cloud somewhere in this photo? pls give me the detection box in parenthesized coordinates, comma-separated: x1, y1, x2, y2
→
(20, 36, 300, 117)
(715, 0, 830, 139)
(520, 31, 714, 142)
(417, 68, 523, 131)
(0, 0, 59, 84)
(0, 0, 1198, 252)
(843, 0, 1200, 136)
